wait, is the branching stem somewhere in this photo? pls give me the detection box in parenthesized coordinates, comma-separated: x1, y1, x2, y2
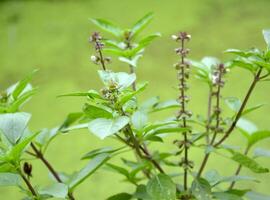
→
(30, 143, 75, 200)
(197, 67, 262, 178)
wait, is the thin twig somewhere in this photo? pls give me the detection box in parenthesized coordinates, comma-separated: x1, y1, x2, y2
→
(229, 146, 250, 189)
(197, 67, 262, 178)
(205, 86, 213, 144)
(175, 34, 191, 191)
(18, 168, 37, 198)
(198, 65, 223, 177)
(214, 67, 262, 147)
(30, 143, 75, 200)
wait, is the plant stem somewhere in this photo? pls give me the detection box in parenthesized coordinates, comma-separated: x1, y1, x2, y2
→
(97, 48, 106, 71)
(197, 66, 223, 177)
(115, 133, 165, 174)
(125, 36, 136, 90)
(214, 67, 262, 147)
(18, 168, 37, 198)
(229, 146, 250, 189)
(197, 67, 262, 178)
(177, 38, 189, 191)
(130, 64, 136, 90)
(140, 143, 165, 173)
(205, 86, 213, 144)
(30, 143, 75, 200)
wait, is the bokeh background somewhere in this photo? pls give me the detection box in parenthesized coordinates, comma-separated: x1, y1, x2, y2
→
(1, 0, 270, 199)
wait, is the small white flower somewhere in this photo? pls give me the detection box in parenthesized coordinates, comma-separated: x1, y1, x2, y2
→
(171, 35, 178, 40)
(212, 74, 219, 84)
(90, 55, 97, 62)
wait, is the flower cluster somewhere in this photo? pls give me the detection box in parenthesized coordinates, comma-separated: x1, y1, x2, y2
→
(209, 63, 228, 134)
(89, 32, 111, 69)
(173, 32, 192, 120)
(89, 32, 104, 51)
(172, 32, 193, 194)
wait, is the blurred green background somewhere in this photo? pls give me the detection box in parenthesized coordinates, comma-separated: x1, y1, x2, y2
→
(1, 0, 270, 199)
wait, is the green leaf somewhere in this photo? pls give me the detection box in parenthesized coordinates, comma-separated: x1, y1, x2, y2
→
(58, 89, 103, 99)
(146, 174, 176, 200)
(91, 18, 122, 37)
(9, 131, 39, 161)
(103, 48, 125, 56)
(191, 178, 212, 200)
(119, 54, 142, 67)
(130, 33, 161, 56)
(213, 192, 243, 200)
(83, 104, 113, 119)
(106, 163, 129, 178)
(35, 127, 58, 146)
(253, 148, 270, 158)
(246, 191, 270, 200)
(231, 58, 257, 73)
(248, 130, 270, 148)
(152, 100, 180, 112)
(117, 82, 148, 106)
(60, 112, 84, 131)
(69, 154, 109, 190)
(88, 116, 129, 139)
(237, 118, 257, 135)
(134, 184, 152, 200)
(131, 110, 148, 130)
(131, 12, 154, 38)
(106, 193, 133, 200)
(39, 183, 68, 198)
(201, 57, 220, 68)
(12, 69, 37, 100)
(262, 29, 270, 49)
(225, 97, 241, 112)
(253, 60, 270, 71)
(143, 121, 177, 133)
(242, 104, 264, 116)
(204, 169, 221, 186)
(82, 146, 125, 160)
(140, 96, 159, 111)
(0, 112, 31, 144)
(220, 175, 258, 184)
(147, 127, 190, 137)
(60, 123, 88, 132)
(0, 173, 21, 186)
(225, 49, 249, 57)
(230, 151, 269, 173)
(98, 71, 136, 90)
(7, 88, 37, 113)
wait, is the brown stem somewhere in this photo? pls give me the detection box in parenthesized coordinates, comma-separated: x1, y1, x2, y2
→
(197, 68, 262, 178)
(177, 38, 190, 191)
(115, 133, 165, 174)
(130, 64, 136, 90)
(18, 168, 37, 198)
(205, 86, 213, 144)
(140, 144, 165, 173)
(97, 47, 106, 71)
(30, 143, 75, 200)
(214, 67, 262, 147)
(229, 146, 250, 189)
(198, 70, 222, 177)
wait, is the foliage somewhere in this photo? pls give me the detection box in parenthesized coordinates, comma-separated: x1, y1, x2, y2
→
(0, 14, 270, 200)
